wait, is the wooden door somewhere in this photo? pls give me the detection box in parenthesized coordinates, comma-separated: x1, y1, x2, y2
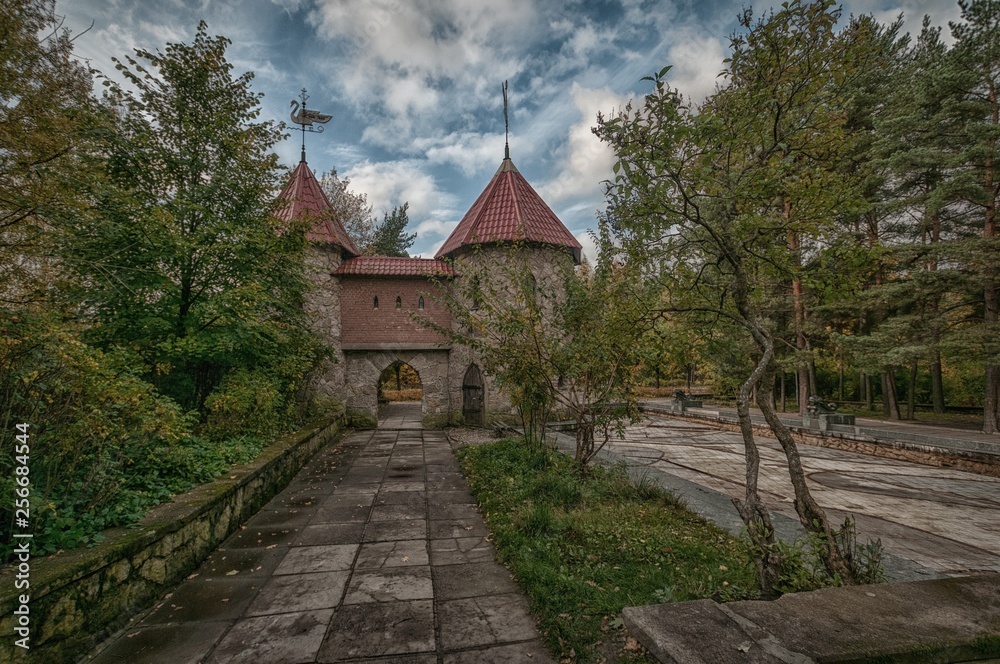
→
(462, 364, 484, 427)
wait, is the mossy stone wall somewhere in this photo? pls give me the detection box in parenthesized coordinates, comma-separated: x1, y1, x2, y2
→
(0, 409, 346, 664)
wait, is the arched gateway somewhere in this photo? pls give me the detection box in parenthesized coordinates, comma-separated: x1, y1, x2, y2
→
(276, 144, 582, 428)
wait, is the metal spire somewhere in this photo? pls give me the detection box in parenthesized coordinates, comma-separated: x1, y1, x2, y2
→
(502, 80, 510, 160)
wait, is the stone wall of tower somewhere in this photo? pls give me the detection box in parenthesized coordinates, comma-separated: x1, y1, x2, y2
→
(304, 244, 346, 402)
(447, 244, 576, 425)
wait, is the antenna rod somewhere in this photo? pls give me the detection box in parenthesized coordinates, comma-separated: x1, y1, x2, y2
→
(502, 80, 509, 160)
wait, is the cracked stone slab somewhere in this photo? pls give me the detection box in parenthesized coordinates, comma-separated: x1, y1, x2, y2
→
(432, 562, 519, 600)
(207, 609, 333, 664)
(370, 503, 426, 521)
(429, 537, 496, 566)
(142, 578, 261, 624)
(292, 523, 366, 546)
(376, 490, 427, 506)
(428, 519, 489, 539)
(242, 509, 314, 529)
(438, 594, 541, 650)
(318, 600, 435, 661)
(428, 504, 481, 521)
(197, 547, 285, 578)
(246, 571, 349, 616)
(441, 641, 556, 663)
(380, 481, 426, 492)
(89, 621, 233, 664)
(274, 544, 358, 575)
(364, 519, 427, 542)
(220, 526, 301, 549)
(426, 490, 475, 505)
(312, 504, 372, 524)
(343, 566, 434, 604)
(356, 540, 429, 569)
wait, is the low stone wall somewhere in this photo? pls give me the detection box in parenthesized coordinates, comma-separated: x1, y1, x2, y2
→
(0, 409, 347, 664)
(645, 406, 1000, 478)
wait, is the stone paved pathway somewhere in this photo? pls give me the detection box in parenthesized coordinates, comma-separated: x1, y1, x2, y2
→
(88, 407, 553, 663)
(599, 414, 1000, 577)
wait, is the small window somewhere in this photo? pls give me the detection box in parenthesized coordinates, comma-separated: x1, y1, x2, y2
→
(418, 296, 424, 310)
(373, 296, 379, 309)
(395, 295, 402, 309)
(528, 273, 537, 294)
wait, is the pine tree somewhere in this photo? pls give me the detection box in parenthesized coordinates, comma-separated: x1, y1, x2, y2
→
(370, 202, 416, 257)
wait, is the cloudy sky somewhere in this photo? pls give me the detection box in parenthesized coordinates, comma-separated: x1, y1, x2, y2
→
(62, 0, 960, 260)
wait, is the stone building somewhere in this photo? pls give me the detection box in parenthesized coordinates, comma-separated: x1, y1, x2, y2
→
(275, 151, 581, 427)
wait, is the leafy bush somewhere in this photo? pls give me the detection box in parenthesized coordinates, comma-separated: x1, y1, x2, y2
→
(203, 370, 284, 440)
(0, 311, 273, 560)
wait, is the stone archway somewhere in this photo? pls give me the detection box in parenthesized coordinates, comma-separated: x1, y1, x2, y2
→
(462, 363, 485, 427)
(344, 349, 450, 427)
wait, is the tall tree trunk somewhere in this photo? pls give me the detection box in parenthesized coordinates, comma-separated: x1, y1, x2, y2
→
(983, 78, 999, 434)
(788, 209, 809, 417)
(907, 361, 918, 420)
(864, 372, 874, 410)
(780, 372, 786, 412)
(838, 351, 845, 402)
(931, 352, 945, 414)
(808, 356, 818, 401)
(881, 369, 900, 420)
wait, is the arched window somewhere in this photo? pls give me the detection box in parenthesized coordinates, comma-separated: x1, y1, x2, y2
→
(528, 273, 537, 295)
(418, 296, 424, 310)
(373, 296, 379, 309)
(395, 295, 402, 309)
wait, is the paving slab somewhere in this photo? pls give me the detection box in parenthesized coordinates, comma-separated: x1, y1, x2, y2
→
(432, 561, 520, 600)
(624, 574, 1000, 664)
(88, 412, 554, 663)
(343, 566, 434, 603)
(207, 609, 333, 664)
(88, 621, 233, 664)
(429, 537, 497, 566)
(246, 571, 349, 616)
(318, 600, 436, 661)
(438, 594, 542, 650)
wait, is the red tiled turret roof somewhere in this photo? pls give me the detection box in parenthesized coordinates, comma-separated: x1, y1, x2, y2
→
(275, 161, 360, 256)
(334, 256, 455, 278)
(435, 157, 582, 263)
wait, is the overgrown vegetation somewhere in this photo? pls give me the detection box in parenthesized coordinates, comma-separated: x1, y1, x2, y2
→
(458, 437, 758, 662)
(0, 6, 323, 561)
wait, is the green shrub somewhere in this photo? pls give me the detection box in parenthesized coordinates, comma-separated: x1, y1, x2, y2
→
(202, 370, 284, 440)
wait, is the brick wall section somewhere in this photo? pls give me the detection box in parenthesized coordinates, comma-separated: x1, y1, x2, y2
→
(340, 276, 450, 345)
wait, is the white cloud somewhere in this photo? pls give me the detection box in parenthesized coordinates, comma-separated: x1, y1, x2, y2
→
(538, 83, 627, 207)
(844, 0, 962, 42)
(307, 0, 539, 148)
(344, 159, 456, 221)
(665, 33, 726, 104)
(417, 131, 505, 176)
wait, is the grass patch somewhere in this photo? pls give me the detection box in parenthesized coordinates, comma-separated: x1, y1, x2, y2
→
(457, 437, 758, 663)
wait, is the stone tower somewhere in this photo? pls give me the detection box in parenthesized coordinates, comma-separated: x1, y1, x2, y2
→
(435, 154, 582, 424)
(274, 158, 359, 400)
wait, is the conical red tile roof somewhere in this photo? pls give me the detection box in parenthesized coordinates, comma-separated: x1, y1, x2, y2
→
(435, 158, 582, 263)
(275, 161, 360, 256)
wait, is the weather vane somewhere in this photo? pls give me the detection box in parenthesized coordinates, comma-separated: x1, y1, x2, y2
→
(290, 88, 332, 163)
(502, 80, 510, 160)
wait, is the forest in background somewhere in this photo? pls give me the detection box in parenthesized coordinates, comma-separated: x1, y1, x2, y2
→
(602, 0, 1000, 431)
